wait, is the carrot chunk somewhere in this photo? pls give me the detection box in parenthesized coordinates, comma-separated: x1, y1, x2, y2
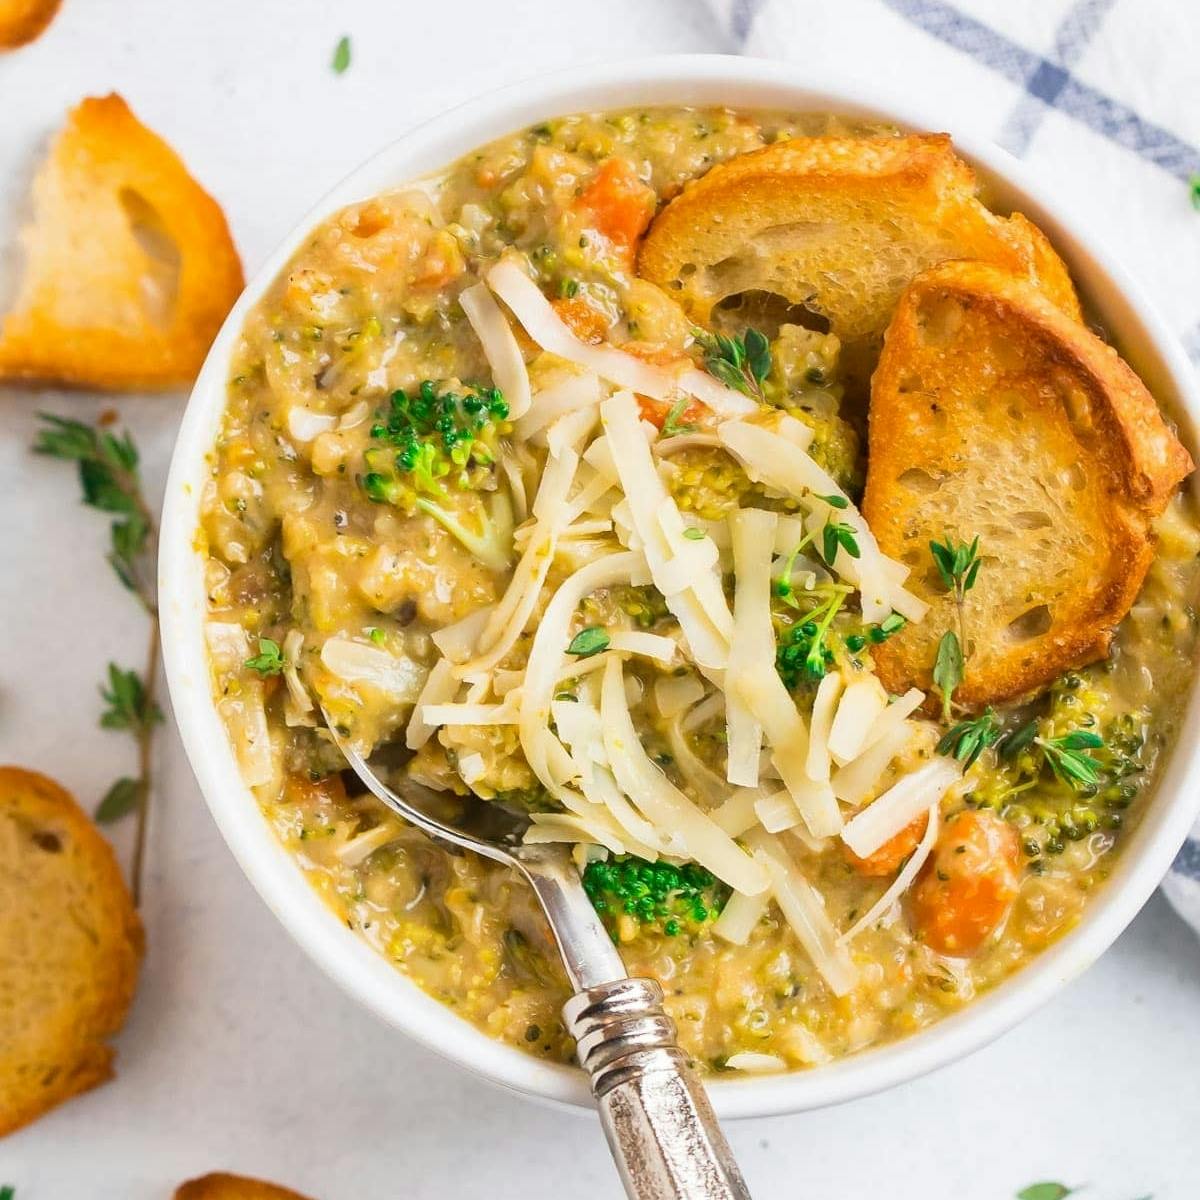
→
(575, 157, 655, 254)
(909, 809, 1020, 956)
(845, 812, 929, 877)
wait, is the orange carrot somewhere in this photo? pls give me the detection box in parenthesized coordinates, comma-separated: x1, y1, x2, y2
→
(909, 809, 1020, 956)
(845, 812, 929, 877)
(575, 157, 655, 255)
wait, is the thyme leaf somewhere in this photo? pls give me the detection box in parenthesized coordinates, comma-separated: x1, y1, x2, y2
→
(932, 630, 964, 723)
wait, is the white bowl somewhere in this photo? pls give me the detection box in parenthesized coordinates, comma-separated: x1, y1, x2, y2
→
(160, 54, 1200, 1119)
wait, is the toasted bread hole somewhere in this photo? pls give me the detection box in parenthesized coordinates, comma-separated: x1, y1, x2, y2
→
(1012, 510, 1053, 530)
(915, 294, 965, 347)
(119, 187, 181, 329)
(1065, 463, 1087, 491)
(679, 263, 697, 279)
(32, 830, 62, 853)
(713, 289, 831, 338)
(1007, 604, 1052, 642)
(897, 467, 943, 495)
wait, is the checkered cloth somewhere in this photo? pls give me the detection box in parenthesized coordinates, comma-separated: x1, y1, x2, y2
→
(706, 0, 1200, 933)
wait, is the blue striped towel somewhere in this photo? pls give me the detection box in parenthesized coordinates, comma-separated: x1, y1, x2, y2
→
(706, 0, 1200, 934)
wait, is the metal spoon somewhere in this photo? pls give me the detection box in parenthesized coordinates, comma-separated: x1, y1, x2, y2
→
(323, 712, 752, 1200)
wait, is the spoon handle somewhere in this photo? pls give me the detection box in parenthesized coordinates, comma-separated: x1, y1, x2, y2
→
(564, 978, 753, 1200)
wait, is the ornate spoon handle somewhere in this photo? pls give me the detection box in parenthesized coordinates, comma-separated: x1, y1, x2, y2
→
(563, 978, 753, 1200)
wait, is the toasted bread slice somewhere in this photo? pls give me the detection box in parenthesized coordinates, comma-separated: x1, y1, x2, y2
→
(638, 134, 1081, 347)
(175, 1174, 315, 1200)
(0, 0, 61, 47)
(864, 261, 1193, 710)
(0, 766, 143, 1136)
(0, 93, 243, 389)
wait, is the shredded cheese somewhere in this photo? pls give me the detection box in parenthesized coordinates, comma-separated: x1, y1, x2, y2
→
(841, 759, 961, 859)
(459, 281, 532, 419)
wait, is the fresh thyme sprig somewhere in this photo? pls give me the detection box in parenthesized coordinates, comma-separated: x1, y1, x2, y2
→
(244, 637, 286, 676)
(1038, 730, 1106, 788)
(932, 630, 964, 722)
(34, 413, 159, 904)
(930, 534, 981, 651)
(694, 326, 771, 400)
(937, 707, 1000, 769)
(660, 395, 697, 437)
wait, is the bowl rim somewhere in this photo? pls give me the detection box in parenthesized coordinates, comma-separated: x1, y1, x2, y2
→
(159, 52, 1200, 1120)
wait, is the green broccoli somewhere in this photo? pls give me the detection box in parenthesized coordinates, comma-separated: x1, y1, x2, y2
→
(360, 380, 514, 570)
(583, 856, 729, 938)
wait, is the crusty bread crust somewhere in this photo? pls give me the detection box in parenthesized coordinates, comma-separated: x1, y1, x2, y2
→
(0, 766, 143, 1137)
(0, 0, 61, 47)
(174, 1173, 316, 1200)
(865, 260, 1193, 710)
(0, 93, 243, 389)
(638, 134, 1080, 343)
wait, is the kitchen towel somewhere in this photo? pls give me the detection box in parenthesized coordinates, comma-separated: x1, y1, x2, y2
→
(705, 0, 1200, 934)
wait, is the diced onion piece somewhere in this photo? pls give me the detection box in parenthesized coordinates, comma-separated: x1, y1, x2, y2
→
(736, 672, 842, 838)
(519, 551, 648, 798)
(602, 392, 733, 669)
(654, 673, 705, 718)
(487, 259, 755, 417)
(724, 1051, 787, 1073)
(282, 629, 313, 717)
(459, 281, 531, 419)
(335, 820, 400, 867)
(607, 630, 678, 664)
(319, 637, 425, 700)
(406, 658, 458, 750)
(421, 702, 517, 726)
(287, 406, 337, 443)
(218, 690, 279, 790)
(831, 724, 915, 806)
(713, 889, 770, 945)
(514, 372, 603, 441)
(711, 788, 762, 838)
(839, 803, 940, 943)
(827, 676, 889, 765)
(749, 833, 857, 996)
(805, 672, 843, 782)
(726, 509, 774, 787)
(858, 688, 926, 755)
(782, 1024, 832, 1066)
(206, 621, 249, 673)
(600, 657, 767, 896)
(841, 759, 961, 859)
(755, 789, 803, 833)
(456, 752, 487, 784)
(431, 606, 494, 663)
(337, 400, 370, 431)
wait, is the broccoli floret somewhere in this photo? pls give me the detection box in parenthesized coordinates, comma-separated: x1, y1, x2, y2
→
(359, 380, 514, 571)
(583, 856, 729, 939)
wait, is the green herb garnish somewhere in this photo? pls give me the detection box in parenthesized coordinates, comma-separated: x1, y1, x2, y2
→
(694, 327, 771, 400)
(937, 707, 1000, 769)
(1016, 1185, 1077, 1200)
(331, 35, 352, 74)
(930, 534, 981, 650)
(932, 630, 964, 722)
(660, 395, 697, 437)
(814, 492, 849, 509)
(682, 527, 707, 540)
(244, 637, 287, 676)
(1038, 730, 1106, 788)
(1, 1186, 14, 1200)
(821, 519, 861, 564)
(1190, 173, 1200, 212)
(567, 626, 610, 658)
(776, 587, 850, 686)
(35, 414, 159, 904)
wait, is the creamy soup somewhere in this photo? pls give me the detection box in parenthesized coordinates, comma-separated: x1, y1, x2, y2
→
(200, 107, 1199, 1073)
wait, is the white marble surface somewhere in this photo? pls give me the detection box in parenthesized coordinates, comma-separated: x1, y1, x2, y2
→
(1, 3, 1198, 1197)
